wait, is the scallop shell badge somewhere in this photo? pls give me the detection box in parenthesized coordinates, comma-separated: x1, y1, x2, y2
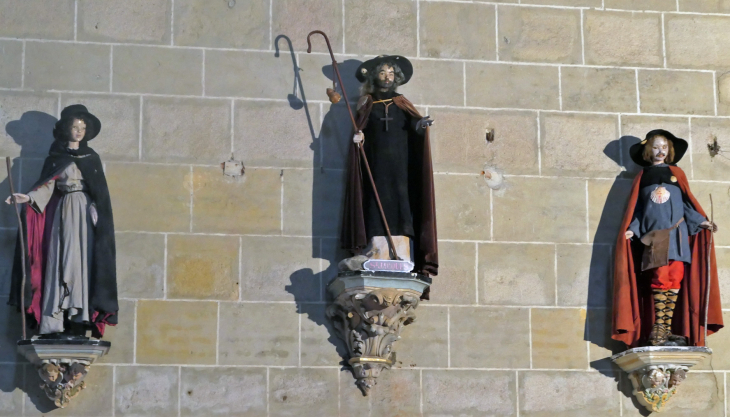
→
(651, 186, 670, 204)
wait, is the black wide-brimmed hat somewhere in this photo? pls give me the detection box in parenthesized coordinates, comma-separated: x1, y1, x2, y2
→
(629, 129, 688, 167)
(355, 55, 413, 85)
(53, 104, 102, 141)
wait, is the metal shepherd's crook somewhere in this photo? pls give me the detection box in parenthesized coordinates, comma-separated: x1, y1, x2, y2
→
(6, 157, 26, 340)
(306, 30, 398, 261)
(704, 194, 714, 346)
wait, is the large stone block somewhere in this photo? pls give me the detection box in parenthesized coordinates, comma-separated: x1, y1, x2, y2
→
(700, 310, 730, 369)
(97, 299, 135, 364)
(395, 306, 448, 368)
(588, 178, 634, 244)
(369, 369, 421, 416)
(434, 174, 491, 241)
(0, 301, 22, 363)
(0, 92, 58, 158)
(115, 232, 165, 299)
(115, 366, 178, 417)
(689, 117, 730, 181)
(272, 0, 343, 54)
(422, 370, 516, 416)
(218, 302, 298, 366)
(522, 0, 601, 5)
(519, 371, 619, 417)
(106, 162, 191, 232)
(344, 0, 417, 56)
(167, 234, 239, 300)
(205, 50, 297, 99)
(78, 0, 171, 44)
(192, 166, 281, 235)
(666, 15, 730, 70)
(638, 70, 715, 116)
(716, 248, 730, 309)
(296, 53, 360, 115)
(234, 101, 320, 167)
(428, 241, 477, 305)
(719, 73, 730, 116)
(25, 42, 110, 92)
(428, 108, 539, 175)
(25, 365, 113, 416)
(584, 10, 663, 67)
(0, 41, 22, 88)
(561, 67, 637, 113)
(498, 6, 581, 64)
(605, 0, 677, 10)
(531, 308, 588, 369)
(299, 303, 343, 366)
(136, 300, 217, 364)
(686, 181, 729, 245)
(113, 46, 202, 95)
(398, 59, 465, 106)
(0, 0, 74, 40)
(479, 243, 555, 306)
(679, 0, 730, 12)
(557, 244, 612, 307)
(450, 307, 530, 368)
(0, 230, 15, 296)
(339, 369, 370, 413)
(420, 2, 496, 60)
(493, 177, 587, 243)
(0, 364, 23, 417)
(269, 368, 338, 417)
(541, 113, 621, 178)
(466, 63, 560, 110)
(173, 0, 269, 49)
(180, 367, 267, 416)
(282, 168, 344, 237)
(620, 115, 691, 172)
(622, 372, 723, 416)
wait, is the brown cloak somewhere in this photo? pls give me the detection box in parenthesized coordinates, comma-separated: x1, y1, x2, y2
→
(612, 166, 723, 347)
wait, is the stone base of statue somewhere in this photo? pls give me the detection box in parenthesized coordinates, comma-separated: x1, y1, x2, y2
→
(611, 346, 711, 413)
(327, 270, 431, 395)
(17, 338, 111, 408)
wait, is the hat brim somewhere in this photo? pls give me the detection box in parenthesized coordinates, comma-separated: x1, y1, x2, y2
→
(355, 55, 413, 85)
(54, 111, 102, 141)
(629, 129, 688, 167)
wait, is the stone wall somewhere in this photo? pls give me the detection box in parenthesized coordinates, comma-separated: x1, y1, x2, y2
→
(0, 0, 730, 415)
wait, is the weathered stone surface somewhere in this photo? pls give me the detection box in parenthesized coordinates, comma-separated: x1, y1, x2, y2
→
(115, 232, 165, 299)
(106, 163, 191, 232)
(395, 306, 448, 368)
(493, 177, 587, 243)
(638, 70, 715, 116)
(588, 178, 634, 244)
(428, 241, 477, 305)
(205, 50, 297, 99)
(0, 41, 22, 88)
(678, 0, 730, 13)
(586, 307, 618, 366)
(0, 161, 19, 229)
(0, 0, 74, 40)
(531, 308, 588, 369)
(716, 248, 730, 310)
(450, 307, 530, 368)
(299, 303, 343, 366)
(296, 54, 360, 116)
(369, 369, 421, 416)
(520, 371, 619, 417)
(78, 0, 171, 44)
(584, 11, 663, 67)
(685, 181, 729, 245)
(434, 174, 491, 241)
(398, 59, 465, 106)
(173, 0, 269, 49)
(420, 2, 496, 60)
(522, 0, 601, 5)
(561, 67, 637, 113)
(272, 0, 343, 54)
(282, 168, 344, 237)
(344, 0, 417, 56)
(428, 108, 539, 174)
(557, 244, 612, 307)
(113, 46, 202, 95)
(498, 6, 581, 64)
(25, 42, 110, 92)
(0, 301, 21, 363)
(180, 367, 267, 416)
(423, 370, 516, 416)
(620, 115, 691, 172)
(479, 243, 556, 306)
(541, 113, 621, 178)
(466, 63, 560, 109)
(25, 365, 113, 416)
(689, 117, 730, 181)
(719, 72, 730, 116)
(696, 310, 730, 369)
(666, 15, 730, 70)
(192, 166, 281, 235)
(115, 366, 178, 417)
(605, 0, 677, 10)
(136, 300, 217, 364)
(622, 372, 723, 416)
(339, 368, 370, 414)
(0, 92, 58, 158)
(167, 234, 239, 300)
(219, 303, 298, 366)
(0, 230, 15, 296)
(269, 368, 338, 417)
(97, 299, 135, 364)
(0, 364, 23, 417)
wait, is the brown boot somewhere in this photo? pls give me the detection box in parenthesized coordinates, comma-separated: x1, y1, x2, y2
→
(648, 289, 680, 346)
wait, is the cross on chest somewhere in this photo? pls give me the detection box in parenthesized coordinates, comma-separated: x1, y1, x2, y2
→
(379, 101, 394, 131)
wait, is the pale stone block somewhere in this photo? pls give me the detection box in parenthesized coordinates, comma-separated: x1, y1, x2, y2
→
(719, 72, 730, 116)
(25, 42, 110, 92)
(450, 307, 530, 368)
(136, 300, 217, 364)
(622, 372, 723, 416)
(0, 41, 22, 88)
(106, 163, 191, 232)
(97, 299, 135, 364)
(396, 306, 448, 368)
(25, 365, 113, 416)
(688, 118, 730, 181)
(715, 249, 730, 309)
(219, 303, 298, 366)
(522, 0, 601, 5)
(428, 241, 477, 305)
(429, 108, 539, 175)
(498, 6, 581, 64)
(541, 113, 621, 178)
(0, 364, 23, 417)
(113, 46, 202, 95)
(269, 368, 338, 417)
(339, 368, 370, 413)
(344, 0, 417, 56)
(696, 310, 730, 369)
(192, 167, 281, 235)
(173, 0, 269, 49)
(78, 0, 171, 44)
(61, 94, 140, 161)
(434, 174, 491, 241)
(466, 63, 560, 110)
(685, 181, 728, 245)
(0, 0, 74, 40)
(296, 54, 360, 115)
(493, 177, 587, 243)
(180, 367, 267, 417)
(420, 2, 496, 60)
(398, 59, 465, 106)
(605, 0, 677, 10)
(478, 243, 555, 306)
(584, 10, 663, 67)
(167, 234, 239, 301)
(531, 308, 588, 369)
(235, 101, 320, 167)
(588, 178, 634, 244)
(679, 0, 730, 13)
(283, 168, 344, 237)
(519, 371, 619, 417)
(272, 0, 343, 54)
(557, 244, 612, 307)
(299, 303, 344, 366)
(423, 370, 516, 416)
(115, 233, 165, 299)
(369, 369, 421, 416)
(620, 115, 691, 172)
(0, 230, 15, 296)
(0, 92, 58, 158)
(115, 366, 178, 417)
(205, 50, 298, 99)
(561, 67, 637, 113)
(638, 70, 715, 116)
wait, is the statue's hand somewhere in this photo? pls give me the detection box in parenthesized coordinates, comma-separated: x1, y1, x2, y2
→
(700, 221, 718, 233)
(625, 230, 634, 240)
(4, 193, 29, 205)
(353, 131, 364, 145)
(416, 116, 434, 131)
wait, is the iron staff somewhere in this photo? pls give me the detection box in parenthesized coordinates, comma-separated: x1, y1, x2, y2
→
(6, 157, 26, 339)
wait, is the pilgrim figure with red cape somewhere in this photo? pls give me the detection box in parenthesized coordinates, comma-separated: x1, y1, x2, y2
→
(6, 104, 118, 339)
(612, 129, 722, 348)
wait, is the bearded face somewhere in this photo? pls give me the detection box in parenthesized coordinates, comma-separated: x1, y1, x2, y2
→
(376, 64, 396, 91)
(361, 62, 405, 95)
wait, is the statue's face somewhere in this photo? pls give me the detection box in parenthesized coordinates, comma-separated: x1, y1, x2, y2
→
(651, 136, 668, 165)
(376, 64, 395, 90)
(69, 118, 86, 142)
